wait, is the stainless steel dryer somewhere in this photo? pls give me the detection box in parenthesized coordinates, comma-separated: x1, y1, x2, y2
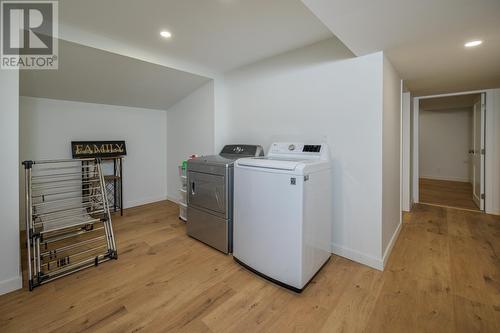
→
(187, 145, 264, 253)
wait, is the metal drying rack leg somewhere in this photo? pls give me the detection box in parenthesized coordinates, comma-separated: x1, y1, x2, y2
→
(23, 158, 118, 290)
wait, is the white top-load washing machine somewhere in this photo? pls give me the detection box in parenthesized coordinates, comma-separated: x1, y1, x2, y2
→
(233, 142, 332, 292)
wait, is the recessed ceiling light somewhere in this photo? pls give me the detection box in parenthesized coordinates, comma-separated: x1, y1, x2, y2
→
(160, 31, 172, 39)
(465, 40, 482, 48)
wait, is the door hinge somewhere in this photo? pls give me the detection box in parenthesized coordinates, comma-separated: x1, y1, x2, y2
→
(481, 193, 485, 199)
(481, 149, 485, 155)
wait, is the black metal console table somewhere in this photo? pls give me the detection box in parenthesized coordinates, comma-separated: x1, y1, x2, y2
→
(103, 157, 123, 216)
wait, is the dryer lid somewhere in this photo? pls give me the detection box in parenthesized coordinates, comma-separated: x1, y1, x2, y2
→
(219, 144, 264, 159)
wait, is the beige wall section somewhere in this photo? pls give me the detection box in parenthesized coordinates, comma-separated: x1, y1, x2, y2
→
(0, 69, 22, 295)
(220, 38, 388, 269)
(486, 89, 500, 215)
(166, 81, 215, 202)
(19, 97, 168, 225)
(401, 92, 412, 211)
(381, 55, 402, 262)
(419, 108, 472, 182)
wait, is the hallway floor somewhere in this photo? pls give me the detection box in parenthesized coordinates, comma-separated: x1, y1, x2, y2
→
(1, 201, 499, 332)
(420, 178, 480, 211)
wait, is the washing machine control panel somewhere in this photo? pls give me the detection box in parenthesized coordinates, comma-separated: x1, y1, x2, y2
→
(302, 145, 322, 153)
(269, 143, 324, 155)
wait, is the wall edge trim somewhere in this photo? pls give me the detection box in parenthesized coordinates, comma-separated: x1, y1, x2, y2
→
(382, 220, 402, 269)
(331, 243, 383, 271)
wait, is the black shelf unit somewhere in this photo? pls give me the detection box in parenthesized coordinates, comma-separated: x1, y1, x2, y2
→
(102, 157, 123, 216)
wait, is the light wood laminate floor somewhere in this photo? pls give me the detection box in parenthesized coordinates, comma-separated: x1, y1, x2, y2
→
(420, 178, 480, 211)
(1, 201, 499, 332)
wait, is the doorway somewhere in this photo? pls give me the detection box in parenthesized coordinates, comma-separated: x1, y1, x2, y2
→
(416, 93, 485, 211)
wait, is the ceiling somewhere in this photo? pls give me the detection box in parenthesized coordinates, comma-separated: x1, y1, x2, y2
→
(302, 0, 500, 96)
(419, 94, 480, 111)
(20, 40, 210, 111)
(58, 0, 333, 75)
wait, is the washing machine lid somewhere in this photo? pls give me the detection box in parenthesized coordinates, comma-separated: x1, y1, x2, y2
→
(236, 142, 331, 173)
(236, 156, 307, 171)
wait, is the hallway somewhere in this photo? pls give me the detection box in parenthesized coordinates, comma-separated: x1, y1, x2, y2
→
(420, 178, 480, 211)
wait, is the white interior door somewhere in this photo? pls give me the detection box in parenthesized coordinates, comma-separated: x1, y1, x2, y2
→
(471, 94, 485, 210)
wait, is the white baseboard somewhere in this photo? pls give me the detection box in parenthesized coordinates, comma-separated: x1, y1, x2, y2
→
(332, 221, 402, 271)
(420, 175, 470, 183)
(331, 243, 384, 271)
(123, 195, 168, 209)
(0, 275, 22, 295)
(382, 221, 402, 268)
(166, 195, 179, 204)
(486, 208, 500, 216)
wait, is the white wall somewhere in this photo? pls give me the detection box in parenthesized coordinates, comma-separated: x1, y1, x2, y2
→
(20, 97, 168, 220)
(412, 98, 420, 202)
(166, 81, 215, 202)
(401, 92, 412, 211)
(419, 107, 472, 182)
(0, 70, 22, 295)
(485, 89, 500, 215)
(220, 38, 392, 269)
(381, 56, 402, 263)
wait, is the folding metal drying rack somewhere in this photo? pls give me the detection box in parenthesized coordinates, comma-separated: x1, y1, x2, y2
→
(23, 158, 118, 291)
